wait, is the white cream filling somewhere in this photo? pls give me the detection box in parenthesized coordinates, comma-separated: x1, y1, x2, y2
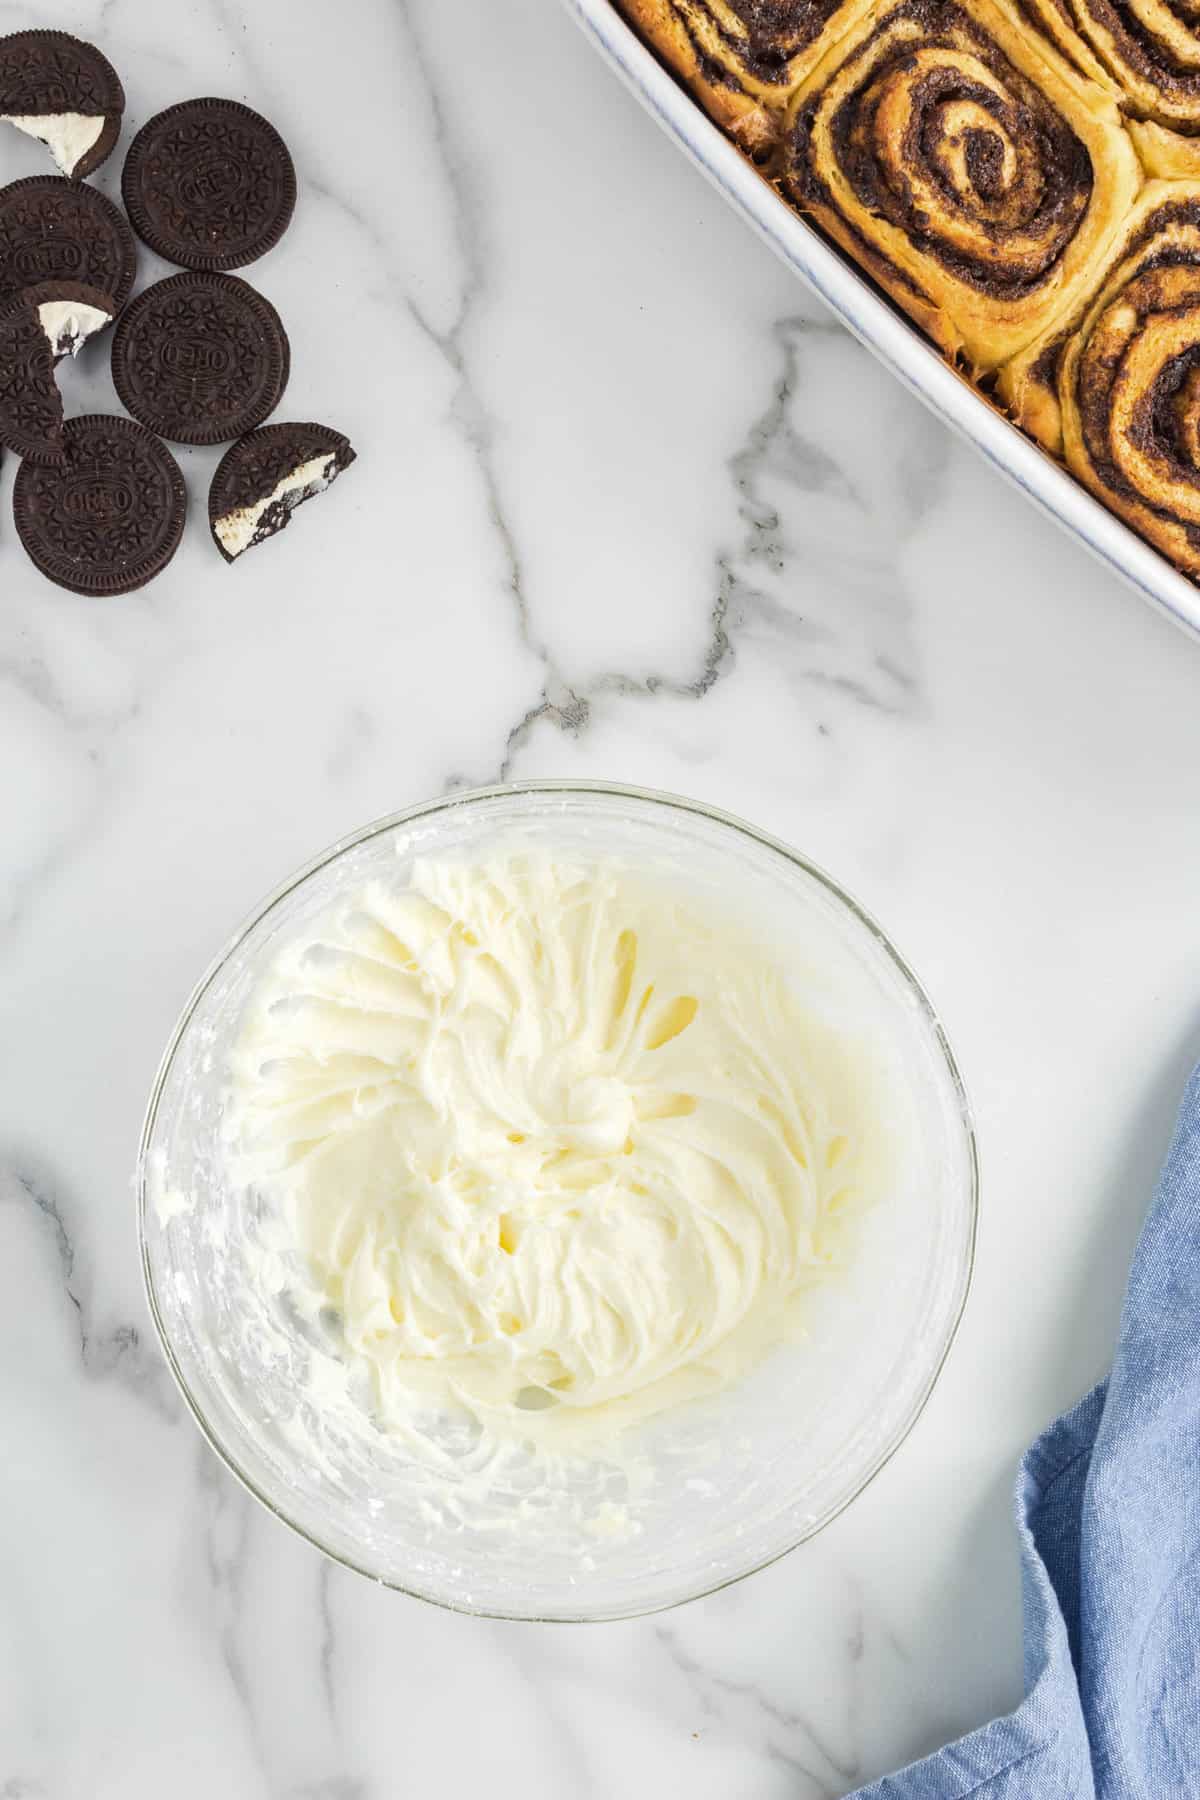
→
(37, 298, 111, 358)
(2, 111, 106, 177)
(228, 854, 888, 1451)
(215, 453, 339, 558)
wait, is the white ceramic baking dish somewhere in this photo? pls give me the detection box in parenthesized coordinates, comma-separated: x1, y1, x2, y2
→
(563, 0, 1200, 642)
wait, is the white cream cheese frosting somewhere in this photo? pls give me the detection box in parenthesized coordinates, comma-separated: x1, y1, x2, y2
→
(2, 111, 105, 176)
(214, 452, 339, 559)
(228, 854, 882, 1449)
(37, 298, 111, 357)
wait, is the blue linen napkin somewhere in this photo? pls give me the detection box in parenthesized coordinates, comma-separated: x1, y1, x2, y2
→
(853, 1062, 1200, 1798)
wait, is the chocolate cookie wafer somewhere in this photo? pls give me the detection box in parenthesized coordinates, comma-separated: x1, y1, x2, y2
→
(122, 97, 296, 270)
(0, 281, 116, 463)
(209, 422, 356, 562)
(14, 414, 186, 595)
(0, 175, 136, 310)
(0, 30, 124, 179)
(0, 288, 64, 463)
(111, 270, 289, 445)
(26, 278, 115, 358)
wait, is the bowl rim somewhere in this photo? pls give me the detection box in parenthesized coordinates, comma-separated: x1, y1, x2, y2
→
(137, 778, 980, 1621)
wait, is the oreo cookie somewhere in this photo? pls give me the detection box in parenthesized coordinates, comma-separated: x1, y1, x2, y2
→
(209, 422, 356, 562)
(26, 278, 116, 358)
(0, 289, 62, 464)
(122, 98, 296, 271)
(0, 281, 116, 463)
(0, 30, 124, 179)
(0, 176, 136, 310)
(111, 270, 290, 445)
(14, 414, 186, 595)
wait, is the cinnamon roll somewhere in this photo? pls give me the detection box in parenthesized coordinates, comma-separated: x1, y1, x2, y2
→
(1018, 0, 1200, 138)
(615, 0, 875, 153)
(780, 0, 1140, 370)
(1010, 181, 1200, 575)
(1000, 180, 1200, 452)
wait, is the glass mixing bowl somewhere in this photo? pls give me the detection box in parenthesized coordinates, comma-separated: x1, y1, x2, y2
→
(138, 782, 977, 1620)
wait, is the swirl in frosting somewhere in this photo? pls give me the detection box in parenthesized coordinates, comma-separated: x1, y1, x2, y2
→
(229, 854, 878, 1445)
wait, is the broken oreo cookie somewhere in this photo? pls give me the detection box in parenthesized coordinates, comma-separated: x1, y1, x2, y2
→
(0, 288, 62, 464)
(0, 175, 136, 310)
(111, 270, 290, 445)
(28, 277, 115, 358)
(0, 30, 124, 179)
(209, 422, 356, 562)
(13, 414, 186, 595)
(0, 280, 115, 463)
(122, 97, 296, 271)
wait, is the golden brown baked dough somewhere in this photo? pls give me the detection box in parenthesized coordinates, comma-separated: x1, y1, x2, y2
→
(1018, 0, 1200, 136)
(615, 0, 876, 153)
(1129, 118, 1200, 177)
(995, 326, 1074, 453)
(780, 0, 1141, 371)
(1056, 182, 1200, 575)
(999, 180, 1200, 454)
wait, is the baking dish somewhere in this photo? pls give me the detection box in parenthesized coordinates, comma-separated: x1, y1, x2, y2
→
(562, 0, 1200, 643)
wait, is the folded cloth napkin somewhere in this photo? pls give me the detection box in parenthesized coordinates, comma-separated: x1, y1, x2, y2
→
(853, 1063, 1200, 1799)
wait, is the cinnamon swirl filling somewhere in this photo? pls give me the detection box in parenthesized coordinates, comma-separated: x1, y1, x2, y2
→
(783, 0, 1140, 366)
(1057, 185, 1200, 571)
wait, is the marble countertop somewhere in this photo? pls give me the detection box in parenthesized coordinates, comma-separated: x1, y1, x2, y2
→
(4, 1, 1200, 1794)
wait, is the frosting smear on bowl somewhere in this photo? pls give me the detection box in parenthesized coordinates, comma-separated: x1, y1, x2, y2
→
(228, 854, 881, 1448)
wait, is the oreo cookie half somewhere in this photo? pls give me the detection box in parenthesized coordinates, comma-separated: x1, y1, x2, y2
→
(0, 30, 124, 179)
(26, 277, 116, 358)
(13, 414, 186, 595)
(209, 422, 356, 562)
(0, 176, 136, 310)
(0, 281, 116, 463)
(111, 270, 290, 445)
(122, 97, 296, 271)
